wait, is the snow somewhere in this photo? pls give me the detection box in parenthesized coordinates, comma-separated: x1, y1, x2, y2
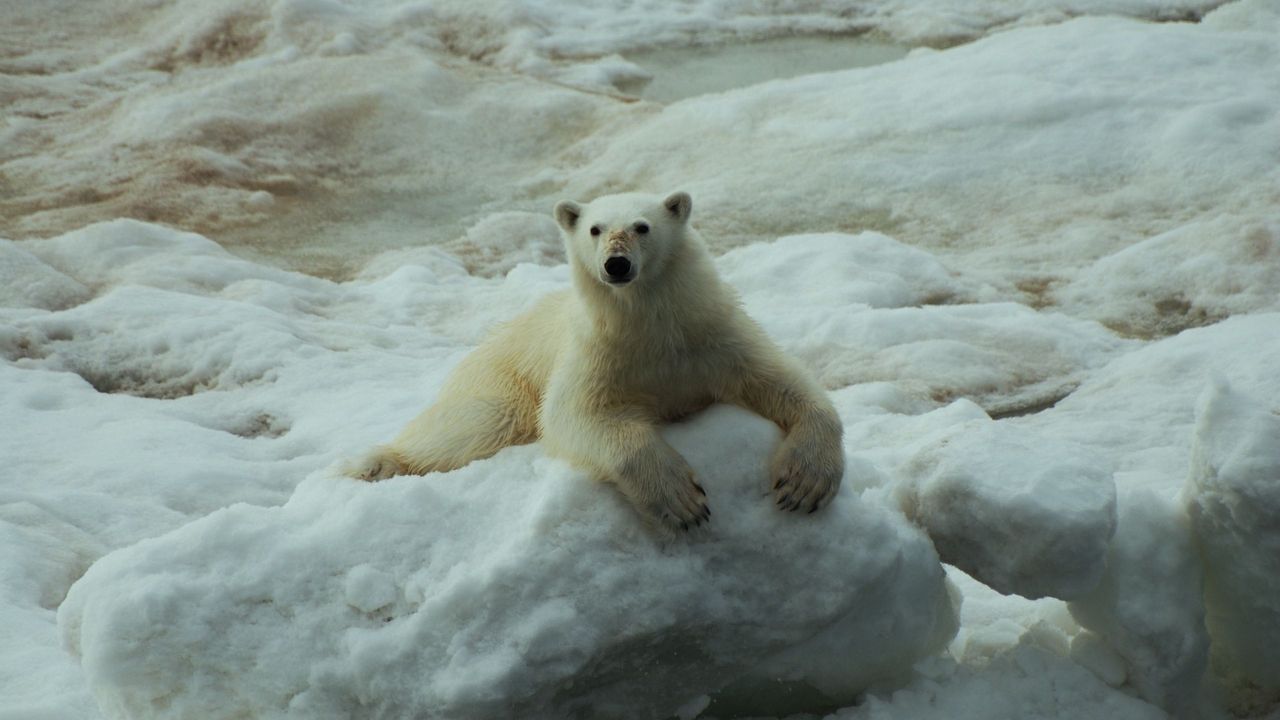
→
(720, 233, 1131, 416)
(558, 12, 1280, 305)
(1188, 379, 1280, 694)
(901, 420, 1116, 601)
(4, 0, 1280, 718)
(1058, 218, 1280, 338)
(416, 0, 1231, 68)
(1068, 488, 1208, 714)
(0, 240, 91, 312)
(834, 644, 1167, 720)
(837, 568, 1169, 719)
(58, 407, 957, 719)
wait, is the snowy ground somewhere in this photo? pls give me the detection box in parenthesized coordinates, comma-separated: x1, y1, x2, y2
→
(3, 0, 1280, 718)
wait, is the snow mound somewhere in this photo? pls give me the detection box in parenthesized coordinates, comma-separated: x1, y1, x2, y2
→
(900, 418, 1116, 601)
(833, 637, 1165, 720)
(1069, 488, 1208, 714)
(720, 232, 977, 312)
(425, 0, 1227, 75)
(1205, 0, 1280, 33)
(1187, 379, 1280, 693)
(562, 16, 1280, 295)
(1059, 218, 1280, 338)
(0, 240, 91, 312)
(21, 219, 328, 297)
(718, 233, 1128, 416)
(59, 406, 958, 720)
(1017, 313, 1280, 484)
(440, 211, 566, 278)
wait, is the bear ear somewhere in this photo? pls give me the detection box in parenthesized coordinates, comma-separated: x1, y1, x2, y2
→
(662, 191, 691, 222)
(554, 200, 582, 232)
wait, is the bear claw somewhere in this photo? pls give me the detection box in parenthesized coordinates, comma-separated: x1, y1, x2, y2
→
(768, 435, 841, 515)
(637, 462, 714, 533)
(344, 448, 405, 483)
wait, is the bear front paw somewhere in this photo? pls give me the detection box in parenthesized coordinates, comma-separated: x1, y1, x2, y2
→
(622, 461, 711, 533)
(770, 436, 843, 514)
(344, 447, 406, 483)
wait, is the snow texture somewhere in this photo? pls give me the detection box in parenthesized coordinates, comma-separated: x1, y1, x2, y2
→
(4, 0, 1280, 718)
(834, 644, 1167, 720)
(1058, 219, 1280, 338)
(1187, 379, 1280, 693)
(1069, 489, 1209, 714)
(59, 407, 957, 720)
(901, 420, 1116, 601)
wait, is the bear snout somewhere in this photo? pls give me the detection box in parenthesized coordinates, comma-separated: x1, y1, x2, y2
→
(606, 231, 632, 254)
(603, 255, 634, 284)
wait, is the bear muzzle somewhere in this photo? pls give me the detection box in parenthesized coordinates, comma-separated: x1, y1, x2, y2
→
(603, 255, 634, 284)
(601, 230, 639, 285)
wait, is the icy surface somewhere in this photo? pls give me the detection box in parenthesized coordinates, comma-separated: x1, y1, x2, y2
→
(5, 0, 1280, 718)
(7, 1, 1276, 285)
(1187, 380, 1280, 693)
(901, 420, 1116, 601)
(0, 240, 91, 311)
(1069, 489, 1209, 713)
(833, 643, 1167, 720)
(720, 233, 1130, 415)
(833, 567, 1169, 720)
(59, 407, 957, 720)
(1058, 219, 1280, 338)
(559, 14, 1280, 307)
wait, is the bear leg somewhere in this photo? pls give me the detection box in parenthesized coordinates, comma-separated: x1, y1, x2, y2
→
(347, 392, 538, 482)
(730, 357, 845, 513)
(541, 398, 710, 532)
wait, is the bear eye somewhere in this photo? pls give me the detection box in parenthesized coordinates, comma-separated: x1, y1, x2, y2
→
(635, 222, 649, 235)
(589, 225, 602, 237)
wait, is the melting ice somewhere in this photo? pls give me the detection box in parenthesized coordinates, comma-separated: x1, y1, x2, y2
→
(3, 0, 1280, 718)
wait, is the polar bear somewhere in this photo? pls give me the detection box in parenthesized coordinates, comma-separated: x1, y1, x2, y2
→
(348, 191, 844, 531)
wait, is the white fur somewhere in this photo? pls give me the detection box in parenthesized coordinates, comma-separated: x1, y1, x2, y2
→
(347, 192, 844, 532)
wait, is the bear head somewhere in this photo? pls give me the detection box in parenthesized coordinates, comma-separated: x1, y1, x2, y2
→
(553, 191, 692, 289)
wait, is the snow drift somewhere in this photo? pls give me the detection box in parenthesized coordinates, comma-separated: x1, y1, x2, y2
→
(6, 0, 1280, 717)
(1188, 379, 1280, 694)
(59, 407, 958, 720)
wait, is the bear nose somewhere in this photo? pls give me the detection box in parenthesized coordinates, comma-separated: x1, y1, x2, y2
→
(603, 256, 632, 282)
